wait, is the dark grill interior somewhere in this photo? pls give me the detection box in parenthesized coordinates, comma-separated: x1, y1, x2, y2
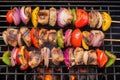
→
(0, 0, 120, 80)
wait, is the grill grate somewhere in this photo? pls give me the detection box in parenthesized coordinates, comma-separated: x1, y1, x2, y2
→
(0, 0, 120, 80)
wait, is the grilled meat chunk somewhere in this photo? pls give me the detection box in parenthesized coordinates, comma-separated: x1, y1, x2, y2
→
(2, 28, 19, 47)
(51, 47, 64, 65)
(20, 27, 31, 47)
(74, 48, 84, 65)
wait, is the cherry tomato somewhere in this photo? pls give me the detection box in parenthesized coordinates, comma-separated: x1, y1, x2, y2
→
(96, 49, 108, 68)
(71, 29, 82, 47)
(30, 28, 40, 48)
(75, 9, 89, 28)
(6, 10, 13, 24)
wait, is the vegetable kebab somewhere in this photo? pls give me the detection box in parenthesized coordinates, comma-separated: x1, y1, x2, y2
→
(2, 28, 105, 49)
(2, 46, 116, 70)
(6, 6, 114, 31)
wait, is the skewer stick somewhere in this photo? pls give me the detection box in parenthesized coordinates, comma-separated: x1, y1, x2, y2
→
(1, 15, 120, 24)
(0, 15, 6, 17)
(0, 57, 120, 61)
(1, 36, 120, 42)
(112, 20, 120, 24)
(104, 39, 120, 42)
(116, 58, 120, 61)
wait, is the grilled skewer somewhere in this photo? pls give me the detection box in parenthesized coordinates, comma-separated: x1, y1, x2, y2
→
(1, 46, 117, 70)
(1, 28, 120, 49)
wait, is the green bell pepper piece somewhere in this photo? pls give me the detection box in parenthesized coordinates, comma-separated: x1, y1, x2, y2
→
(72, 9, 76, 25)
(56, 29, 64, 48)
(105, 50, 116, 67)
(2, 51, 11, 66)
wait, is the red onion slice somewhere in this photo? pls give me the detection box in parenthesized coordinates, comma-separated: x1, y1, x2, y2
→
(11, 7, 21, 26)
(64, 48, 70, 67)
(20, 6, 31, 25)
(57, 8, 73, 27)
(64, 29, 72, 47)
(11, 48, 18, 66)
(20, 6, 28, 24)
(58, 8, 64, 27)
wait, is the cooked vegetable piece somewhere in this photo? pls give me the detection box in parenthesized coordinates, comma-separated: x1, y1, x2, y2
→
(2, 51, 11, 66)
(31, 7, 39, 27)
(72, 9, 76, 25)
(56, 29, 64, 48)
(96, 49, 108, 68)
(105, 50, 116, 67)
(6, 10, 13, 24)
(75, 9, 89, 28)
(30, 28, 39, 48)
(102, 12, 112, 31)
(71, 29, 82, 47)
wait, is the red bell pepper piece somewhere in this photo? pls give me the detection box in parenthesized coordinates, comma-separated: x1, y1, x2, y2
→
(16, 48, 21, 65)
(6, 10, 13, 24)
(71, 29, 82, 47)
(75, 9, 89, 28)
(96, 49, 108, 68)
(30, 28, 39, 48)
(16, 46, 29, 70)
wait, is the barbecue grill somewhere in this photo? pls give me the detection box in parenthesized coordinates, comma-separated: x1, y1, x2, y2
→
(0, 0, 120, 80)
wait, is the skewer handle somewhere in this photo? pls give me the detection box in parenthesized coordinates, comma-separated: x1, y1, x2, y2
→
(116, 58, 120, 60)
(0, 15, 6, 17)
(112, 20, 120, 24)
(104, 39, 120, 42)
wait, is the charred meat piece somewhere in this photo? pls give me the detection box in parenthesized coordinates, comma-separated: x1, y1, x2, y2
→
(83, 51, 89, 65)
(2, 31, 8, 45)
(51, 47, 64, 65)
(38, 10, 49, 25)
(20, 27, 31, 47)
(89, 30, 105, 47)
(28, 50, 41, 68)
(41, 47, 50, 67)
(96, 11, 103, 28)
(38, 28, 48, 46)
(48, 30, 57, 44)
(49, 7, 57, 27)
(74, 48, 84, 65)
(88, 50, 97, 65)
(89, 10, 99, 28)
(2, 28, 19, 47)
(17, 32, 22, 47)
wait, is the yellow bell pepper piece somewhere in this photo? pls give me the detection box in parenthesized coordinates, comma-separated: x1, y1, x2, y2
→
(31, 7, 39, 27)
(102, 12, 112, 31)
